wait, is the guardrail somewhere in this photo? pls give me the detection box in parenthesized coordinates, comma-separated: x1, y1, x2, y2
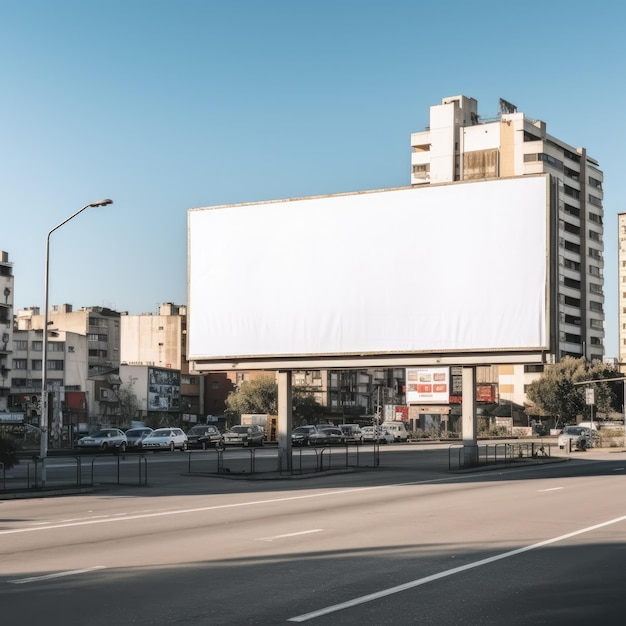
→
(184, 442, 381, 477)
(449, 441, 551, 470)
(0, 453, 148, 493)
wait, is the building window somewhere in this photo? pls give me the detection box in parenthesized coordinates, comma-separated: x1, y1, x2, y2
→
(563, 240, 580, 253)
(524, 364, 544, 373)
(588, 248, 602, 260)
(88, 333, 107, 342)
(563, 203, 580, 218)
(589, 176, 602, 190)
(589, 283, 602, 295)
(13, 339, 27, 350)
(88, 349, 108, 358)
(68, 346, 75, 353)
(31, 341, 42, 351)
(48, 360, 64, 371)
(588, 230, 601, 242)
(211, 381, 220, 390)
(589, 265, 602, 277)
(590, 319, 603, 330)
(590, 301, 603, 312)
(564, 296, 581, 307)
(563, 166, 579, 181)
(563, 148, 581, 163)
(563, 258, 580, 271)
(563, 277, 581, 289)
(590, 337, 602, 346)
(563, 314, 581, 326)
(563, 185, 580, 199)
(31, 360, 42, 370)
(538, 153, 564, 171)
(48, 342, 65, 352)
(589, 212, 603, 225)
(588, 194, 602, 207)
(562, 332, 581, 344)
(563, 221, 580, 235)
(12, 358, 27, 369)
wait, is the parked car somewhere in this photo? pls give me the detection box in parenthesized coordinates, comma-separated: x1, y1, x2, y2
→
(558, 425, 593, 451)
(124, 427, 153, 450)
(361, 425, 394, 444)
(383, 421, 409, 442)
(223, 424, 265, 447)
(141, 427, 188, 451)
(186, 424, 223, 449)
(311, 426, 345, 446)
(291, 425, 323, 447)
(77, 428, 127, 452)
(339, 424, 363, 444)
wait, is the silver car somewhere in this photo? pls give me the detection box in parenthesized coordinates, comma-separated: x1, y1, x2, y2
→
(124, 427, 154, 450)
(77, 428, 127, 452)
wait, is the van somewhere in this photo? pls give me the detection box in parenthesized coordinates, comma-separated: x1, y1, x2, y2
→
(382, 421, 408, 442)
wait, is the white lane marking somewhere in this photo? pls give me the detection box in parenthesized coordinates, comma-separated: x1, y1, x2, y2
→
(8, 566, 106, 585)
(538, 487, 563, 492)
(288, 514, 626, 622)
(613, 467, 624, 471)
(256, 529, 323, 542)
(0, 476, 461, 536)
(0, 461, 571, 537)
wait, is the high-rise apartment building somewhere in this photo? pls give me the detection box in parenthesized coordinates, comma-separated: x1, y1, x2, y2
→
(0, 251, 14, 412)
(618, 213, 626, 370)
(410, 95, 605, 405)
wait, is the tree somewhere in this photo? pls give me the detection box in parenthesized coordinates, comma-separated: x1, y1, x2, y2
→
(114, 380, 140, 425)
(0, 436, 20, 470)
(225, 376, 278, 420)
(224, 376, 324, 423)
(526, 356, 620, 427)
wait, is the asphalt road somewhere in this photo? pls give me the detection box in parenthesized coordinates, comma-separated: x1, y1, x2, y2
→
(1, 445, 626, 625)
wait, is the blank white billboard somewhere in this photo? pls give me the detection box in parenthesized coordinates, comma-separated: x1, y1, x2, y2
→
(188, 175, 549, 365)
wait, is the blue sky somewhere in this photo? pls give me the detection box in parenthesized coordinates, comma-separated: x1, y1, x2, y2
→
(1, 1, 625, 357)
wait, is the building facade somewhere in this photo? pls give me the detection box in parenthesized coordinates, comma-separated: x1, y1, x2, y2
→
(618, 213, 626, 371)
(120, 303, 204, 425)
(16, 304, 121, 377)
(410, 95, 605, 407)
(0, 251, 14, 412)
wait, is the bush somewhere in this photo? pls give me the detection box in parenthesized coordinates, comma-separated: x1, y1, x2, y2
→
(0, 436, 21, 470)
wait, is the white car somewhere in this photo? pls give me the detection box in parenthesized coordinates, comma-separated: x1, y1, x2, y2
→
(77, 428, 127, 452)
(361, 426, 394, 444)
(558, 425, 593, 451)
(382, 421, 409, 442)
(141, 427, 188, 451)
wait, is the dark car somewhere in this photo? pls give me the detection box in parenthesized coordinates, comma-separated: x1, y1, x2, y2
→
(310, 426, 345, 446)
(223, 424, 265, 447)
(291, 425, 323, 446)
(186, 424, 223, 449)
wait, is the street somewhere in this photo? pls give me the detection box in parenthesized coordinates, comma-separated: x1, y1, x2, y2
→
(1, 444, 625, 624)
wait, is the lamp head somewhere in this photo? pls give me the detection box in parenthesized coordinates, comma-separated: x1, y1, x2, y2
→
(90, 199, 113, 207)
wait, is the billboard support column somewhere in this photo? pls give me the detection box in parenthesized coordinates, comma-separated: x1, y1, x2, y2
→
(462, 366, 478, 467)
(277, 371, 292, 472)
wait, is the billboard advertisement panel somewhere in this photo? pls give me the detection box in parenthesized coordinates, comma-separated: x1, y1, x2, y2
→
(188, 175, 549, 366)
(406, 367, 450, 403)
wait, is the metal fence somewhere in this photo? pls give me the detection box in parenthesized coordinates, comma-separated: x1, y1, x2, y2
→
(185, 443, 382, 477)
(1, 454, 148, 493)
(448, 441, 552, 470)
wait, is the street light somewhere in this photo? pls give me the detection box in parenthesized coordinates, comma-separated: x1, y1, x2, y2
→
(40, 199, 113, 486)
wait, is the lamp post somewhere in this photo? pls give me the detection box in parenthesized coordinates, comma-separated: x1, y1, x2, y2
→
(40, 199, 113, 486)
